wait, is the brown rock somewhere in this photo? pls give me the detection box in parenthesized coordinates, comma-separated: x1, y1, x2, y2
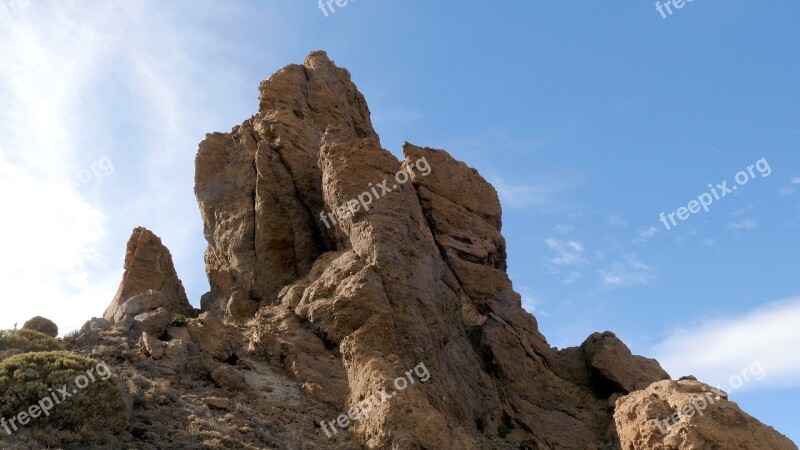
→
(133, 307, 172, 337)
(140, 332, 166, 360)
(166, 326, 191, 342)
(192, 52, 795, 450)
(195, 51, 376, 318)
(614, 379, 797, 449)
(103, 228, 195, 326)
(187, 312, 242, 363)
(580, 331, 671, 394)
(22, 316, 58, 337)
(161, 339, 189, 371)
(211, 365, 246, 391)
(203, 397, 231, 410)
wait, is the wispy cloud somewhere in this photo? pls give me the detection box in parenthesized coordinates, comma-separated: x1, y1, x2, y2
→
(555, 224, 574, 235)
(607, 215, 628, 227)
(727, 219, 759, 230)
(634, 225, 659, 243)
(490, 170, 585, 211)
(778, 177, 800, 196)
(544, 238, 587, 266)
(653, 297, 800, 389)
(597, 255, 653, 288)
(0, 1, 251, 333)
(562, 271, 582, 284)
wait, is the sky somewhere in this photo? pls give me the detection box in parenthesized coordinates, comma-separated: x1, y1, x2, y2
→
(0, 0, 798, 442)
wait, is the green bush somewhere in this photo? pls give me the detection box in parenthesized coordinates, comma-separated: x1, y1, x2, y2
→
(0, 351, 128, 433)
(0, 329, 62, 357)
(171, 314, 188, 328)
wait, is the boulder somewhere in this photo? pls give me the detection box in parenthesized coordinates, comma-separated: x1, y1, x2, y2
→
(614, 379, 798, 449)
(140, 332, 166, 360)
(22, 316, 59, 337)
(187, 313, 242, 363)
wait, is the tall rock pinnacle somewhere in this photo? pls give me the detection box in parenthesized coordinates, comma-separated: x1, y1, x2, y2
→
(191, 51, 797, 449)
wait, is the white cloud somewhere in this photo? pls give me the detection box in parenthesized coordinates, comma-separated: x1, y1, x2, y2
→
(0, 1, 256, 334)
(597, 255, 653, 288)
(562, 271, 581, 284)
(607, 215, 628, 227)
(0, 4, 125, 333)
(727, 219, 759, 230)
(555, 224, 574, 235)
(634, 225, 659, 243)
(544, 238, 587, 266)
(778, 177, 800, 196)
(494, 179, 559, 209)
(653, 297, 800, 390)
(490, 170, 585, 211)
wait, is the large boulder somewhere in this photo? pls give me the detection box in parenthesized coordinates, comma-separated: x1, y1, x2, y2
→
(187, 312, 242, 363)
(614, 379, 798, 449)
(21, 316, 59, 337)
(579, 331, 671, 394)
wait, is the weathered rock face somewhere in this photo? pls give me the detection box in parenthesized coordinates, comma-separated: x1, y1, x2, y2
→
(193, 51, 796, 449)
(615, 379, 797, 450)
(104, 227, 195, 331)
(195, 51, 375, 319)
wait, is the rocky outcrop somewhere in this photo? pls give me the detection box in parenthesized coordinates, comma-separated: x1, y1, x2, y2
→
(194, 51, 375, 320)
(194, 51, 723, 449)
(615, 379, 797, 449)
(27, 51, 785, 450)
(104, 227, 195, 335)
(22, 316, 58, 337)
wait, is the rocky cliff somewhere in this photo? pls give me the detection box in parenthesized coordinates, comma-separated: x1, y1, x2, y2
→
(2, 51, 794, 450)
(189, 51, 796, 449)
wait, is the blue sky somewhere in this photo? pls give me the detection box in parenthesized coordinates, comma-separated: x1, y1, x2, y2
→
(1, 0, 798, 442)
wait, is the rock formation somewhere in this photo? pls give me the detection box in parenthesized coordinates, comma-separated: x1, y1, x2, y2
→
(104, 227, 196, 335)
(4, 51, 793, 450)
(188, 51, 795, 449)
(615, 379, 797, 449)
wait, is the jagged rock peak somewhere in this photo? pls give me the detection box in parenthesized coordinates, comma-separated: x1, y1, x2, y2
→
(192, 51, 795, 449)
(103, 227, 194, 330)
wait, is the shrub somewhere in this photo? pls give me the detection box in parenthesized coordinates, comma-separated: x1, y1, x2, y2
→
(0, 329, 63, 358)
(0, 351, 128, 434)
(171, 314, 188, 328)
(498, 422, 512, 439)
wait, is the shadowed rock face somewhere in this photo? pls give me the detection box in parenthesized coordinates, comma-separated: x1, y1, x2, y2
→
(190, 51, 795, 449)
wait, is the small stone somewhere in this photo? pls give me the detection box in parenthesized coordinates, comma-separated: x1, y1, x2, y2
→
(203, 397, 230, 410)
